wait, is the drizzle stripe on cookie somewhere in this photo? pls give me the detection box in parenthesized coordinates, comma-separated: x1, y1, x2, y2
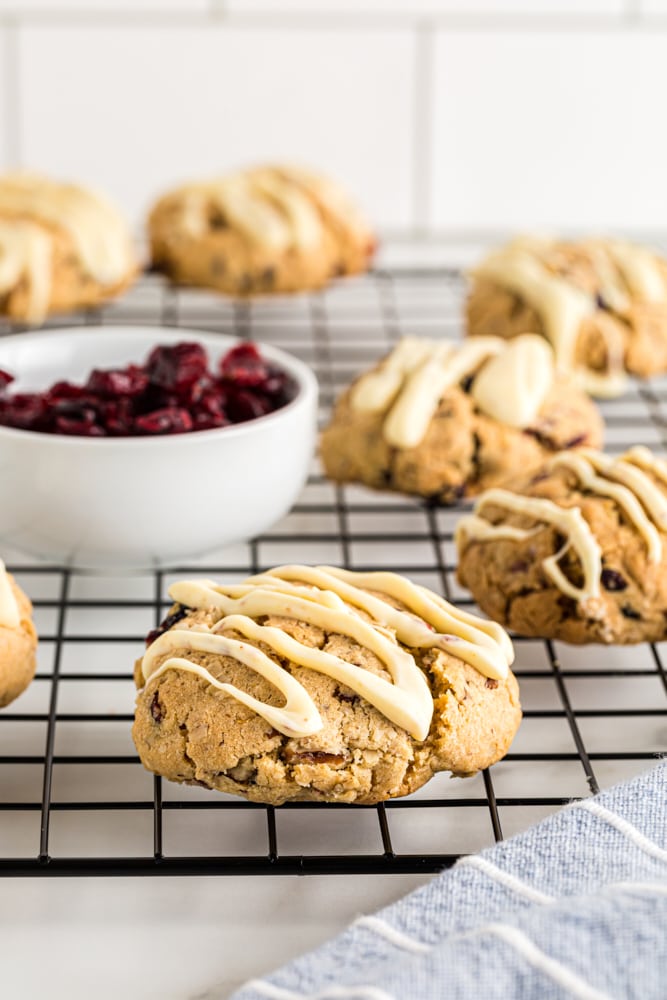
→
(0, 560, 20, 630)
(474, 243, 595, 373)
(174, 166, 367, 254)
(140, 565, 513, 741)
(349, 334, 554, 449)
(0, 176, 134, 280)
(471, 237, 667, 397)
(552, 451, 667, 560)
(456, 448, 667, 611)
(456, 490, 603, 610)
(0, 220, 52, 324)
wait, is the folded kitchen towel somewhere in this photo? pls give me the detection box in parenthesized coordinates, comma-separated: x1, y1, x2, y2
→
(233, 760, 667, 1000)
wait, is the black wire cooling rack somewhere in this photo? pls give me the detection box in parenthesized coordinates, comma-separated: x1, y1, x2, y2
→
(0, 266, 665, 877)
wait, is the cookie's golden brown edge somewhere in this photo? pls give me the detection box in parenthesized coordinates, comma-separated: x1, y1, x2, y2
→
(0, 574, 38, 707)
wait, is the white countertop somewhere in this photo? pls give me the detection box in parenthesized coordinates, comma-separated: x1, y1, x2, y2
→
(3, 874, 429, 998)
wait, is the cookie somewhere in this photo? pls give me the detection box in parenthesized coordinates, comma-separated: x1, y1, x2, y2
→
(148, 165, 375, 298)
(0, 173, 138, 324)
(466, 235, 667, 396)
(320, 334, 603, 504)
(456, 446, 667, 644)
(132, 565, 521, 805)
(0, 560, 38, 707)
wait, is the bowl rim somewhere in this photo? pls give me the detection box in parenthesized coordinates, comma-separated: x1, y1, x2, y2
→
(0, 325, 318, 447)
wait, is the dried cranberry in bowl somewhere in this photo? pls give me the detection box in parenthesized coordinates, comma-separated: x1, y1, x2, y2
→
(0, 341, 296, 437)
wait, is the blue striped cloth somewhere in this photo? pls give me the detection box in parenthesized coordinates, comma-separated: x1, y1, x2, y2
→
(233, 760, 667, 1000)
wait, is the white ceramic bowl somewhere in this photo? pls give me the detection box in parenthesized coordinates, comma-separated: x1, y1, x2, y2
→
(0, 326, 318, 568)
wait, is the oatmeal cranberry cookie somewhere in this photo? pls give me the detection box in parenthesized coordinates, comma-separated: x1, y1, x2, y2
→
(132, 565, 521, 805)
(0, 173, 138, 324)
(148, 165, 375, 297)
(320, 334, 603, 504)
(456, 446, 667, 644)
(467, 236, 667, 396)
(0, 560, 38, 707)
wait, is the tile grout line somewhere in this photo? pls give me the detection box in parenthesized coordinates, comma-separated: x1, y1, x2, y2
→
(2, 17, 20, 168)
(0, 11, 652, 31)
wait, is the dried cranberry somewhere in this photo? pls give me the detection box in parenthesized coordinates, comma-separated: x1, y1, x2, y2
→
(219, 343, 268, 387)
(150, 691, 164, 723)
(98, 397, 134, 436)
(0, 339, 289, 437)
(262, 366, 290, 397)
(0, 393, 47, 430)
(45, 381, 87, 403)
(86, 367, 149, 398)
(55, 416, 105, 436)
(193, 412, 228, 431)
(146, 604, 190, 646)
(601, 568, 628, 592)
(51, 401, 101, 436)
(134, 407, 194, 435)
(197, 390, 227, 418)
(147, 342, 208, 391)
(226, 388, 271, 422)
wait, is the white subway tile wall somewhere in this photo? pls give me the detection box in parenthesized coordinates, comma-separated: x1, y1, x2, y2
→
(0, 1, 665, 237)
(433, 29, 667, 233)
(18, 25, 415, 228)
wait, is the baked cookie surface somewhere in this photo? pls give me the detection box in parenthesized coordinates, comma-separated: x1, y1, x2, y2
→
(148, 165, 375, 298)
(320, 334, 603, 503)
(456, 446, 667, 644)
(0, 173, 138, 324)
(467, 236, 667, 395)
(133, 565, 521, 805)
(0, 560, 38, 707)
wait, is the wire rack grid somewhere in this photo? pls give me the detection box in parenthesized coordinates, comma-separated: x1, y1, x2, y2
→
(0, 266, 665, 877)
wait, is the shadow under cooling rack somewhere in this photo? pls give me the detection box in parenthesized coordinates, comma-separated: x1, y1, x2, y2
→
(0, 267, 665, 876)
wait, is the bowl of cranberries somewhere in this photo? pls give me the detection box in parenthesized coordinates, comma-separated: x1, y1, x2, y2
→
(0, 326, 318, 567)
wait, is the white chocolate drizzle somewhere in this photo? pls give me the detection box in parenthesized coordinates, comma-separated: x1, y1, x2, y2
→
(624, 445, 667, 486)
(140, 565, 514, 741)
(603, 241, 667, 304)
(0, 173, 135, 322)
(0, 560, 20, 630)
(456, 447, 667, 611)
(173, 165, 371, 254)
(275, 165, 372, 243)
(472, 236, 667, 397)
(457, 489, 603, 610)
(0, 220, 52, 324)
(552, 450, 667, 561)
(350, 334, 556, 449)
(470, 335, 554, 429)
(474, 241, 594, 371)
